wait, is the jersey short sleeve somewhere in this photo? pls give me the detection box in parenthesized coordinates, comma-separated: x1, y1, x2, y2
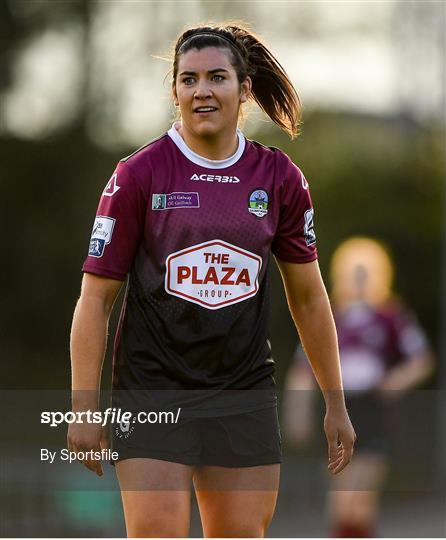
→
(391, 304, 430, 360)
(82, 160, 148, 281)
(271, 155, 318, 263)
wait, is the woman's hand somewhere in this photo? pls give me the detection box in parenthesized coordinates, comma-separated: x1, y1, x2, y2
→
(324, 406, 356, 474)
(67, 421, 109, 477)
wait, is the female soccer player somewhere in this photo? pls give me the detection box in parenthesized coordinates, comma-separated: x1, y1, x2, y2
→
(68, 23, 356, 537)
(284, 237, 434, 537)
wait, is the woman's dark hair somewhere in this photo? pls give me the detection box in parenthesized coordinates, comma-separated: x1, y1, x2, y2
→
(172, 22, 302, 139)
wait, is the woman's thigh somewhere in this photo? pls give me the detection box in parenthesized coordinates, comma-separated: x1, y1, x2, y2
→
(116, 458, 194, 538)
(193, 464, 280, 537)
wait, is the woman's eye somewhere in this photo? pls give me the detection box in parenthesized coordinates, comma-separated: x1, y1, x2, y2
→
(183, 77, 195, 85)
(212, 75, 224, 82)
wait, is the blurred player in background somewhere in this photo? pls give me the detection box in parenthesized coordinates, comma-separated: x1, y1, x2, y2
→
(284, 236, 434, 537)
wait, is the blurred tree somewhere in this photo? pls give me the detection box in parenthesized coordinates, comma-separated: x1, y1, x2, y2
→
(392, 1, 445, 122)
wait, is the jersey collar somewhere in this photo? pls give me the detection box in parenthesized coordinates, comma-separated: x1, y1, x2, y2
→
(167, 121, 245, 169)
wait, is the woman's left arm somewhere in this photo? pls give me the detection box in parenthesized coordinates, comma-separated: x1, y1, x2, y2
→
(276, 257, 356, 474)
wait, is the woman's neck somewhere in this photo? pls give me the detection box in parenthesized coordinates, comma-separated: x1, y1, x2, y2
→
(177, 123, 239, 160)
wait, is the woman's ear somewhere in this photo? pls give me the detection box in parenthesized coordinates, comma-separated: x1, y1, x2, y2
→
(172, 83, 179, 107)
(240, 76, 252, 104)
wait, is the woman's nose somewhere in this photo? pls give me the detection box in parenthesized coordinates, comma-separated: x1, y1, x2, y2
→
(194, 78, 212, 98)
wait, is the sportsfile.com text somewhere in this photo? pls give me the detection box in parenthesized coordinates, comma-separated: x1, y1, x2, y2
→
(41, 408, 182, 427)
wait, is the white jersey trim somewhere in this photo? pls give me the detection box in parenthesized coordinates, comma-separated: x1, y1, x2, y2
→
(167, 122, 245, 169)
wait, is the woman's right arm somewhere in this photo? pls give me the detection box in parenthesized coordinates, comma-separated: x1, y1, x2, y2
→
(67, 272, 123, 475)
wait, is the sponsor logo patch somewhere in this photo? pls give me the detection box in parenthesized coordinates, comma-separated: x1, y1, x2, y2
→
(165, 239, 262, 309)
(248, 189, 269, 218)
(190, 173, 240, 183)
(152, 192, 199, 210)
(304, 208, 316, 246)
(88, 216, 115, 257)
(102, 173, 120, 197)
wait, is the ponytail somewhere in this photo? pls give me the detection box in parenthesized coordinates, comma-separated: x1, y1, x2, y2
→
(173, 22, 302, 139)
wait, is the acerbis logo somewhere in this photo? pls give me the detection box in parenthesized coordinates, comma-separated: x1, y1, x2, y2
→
(165, 239, 262, 309)
(190, 173, 240, 184)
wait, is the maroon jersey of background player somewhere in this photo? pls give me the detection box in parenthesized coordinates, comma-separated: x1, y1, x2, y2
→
(333, 300, 429, 392)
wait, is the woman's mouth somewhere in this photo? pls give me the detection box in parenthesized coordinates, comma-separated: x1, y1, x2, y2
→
(194, 107, 218, 115)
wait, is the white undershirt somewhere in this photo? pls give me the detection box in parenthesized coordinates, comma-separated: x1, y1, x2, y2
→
(167, 121, 245, 169)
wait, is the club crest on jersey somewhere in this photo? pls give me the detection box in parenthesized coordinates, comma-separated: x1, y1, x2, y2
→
(102, 173, 120, 197)
(165, 240, 262, 310)
(248, 189, 269, 218)
(88, 216, 115, 257)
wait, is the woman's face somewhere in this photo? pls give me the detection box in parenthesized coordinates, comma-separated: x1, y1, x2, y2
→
(173, 46, 251, 139)
(331, 243, 393, 306)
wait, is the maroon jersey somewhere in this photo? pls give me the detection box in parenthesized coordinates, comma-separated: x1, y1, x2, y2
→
(296, 300, 429, 392)
(83, 122, 317, 415)
(336, 301, 429, 391)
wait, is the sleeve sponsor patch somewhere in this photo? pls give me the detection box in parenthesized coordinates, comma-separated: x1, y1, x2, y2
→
(88, 216, 116, 258)
(304, 208, 316, 246)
